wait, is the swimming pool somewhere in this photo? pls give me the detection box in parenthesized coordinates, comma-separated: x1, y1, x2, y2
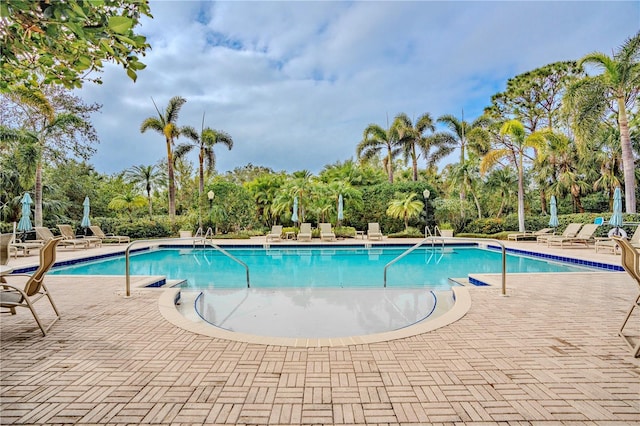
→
(50, 245, 596, 288)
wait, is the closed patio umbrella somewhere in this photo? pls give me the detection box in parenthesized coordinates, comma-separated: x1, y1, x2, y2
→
(81, 196, 91, 233)
(17, 192, 33, 232)
(291, 197, 298, 225)
(608, 187, 623, 236)
(549, 195, 559, 228)
(337, 194, 344, 224)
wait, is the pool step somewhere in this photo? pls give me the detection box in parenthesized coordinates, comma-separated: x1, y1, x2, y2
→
(176, 290, 202, 322)
(449, 277, 471, 286)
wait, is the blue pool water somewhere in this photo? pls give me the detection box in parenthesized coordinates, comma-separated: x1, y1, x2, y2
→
(50, 246, 594, 289)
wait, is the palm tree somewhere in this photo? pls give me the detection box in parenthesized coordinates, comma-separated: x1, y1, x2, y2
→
(392, 112, 436, 181)
(357, 122, 401, 183)
(180, 114, 234, 195)
(108, 190, 147, 222)
(140, 96, 187, 221)
(485, 168, 517, 217)
(437, 113, 491, 200)
(0, 89, 84, 227)
(564, 32, 639, 213)
(481, 120, 545, 232)
(386, 192, 424, 231)
(124, 164, 165, 219)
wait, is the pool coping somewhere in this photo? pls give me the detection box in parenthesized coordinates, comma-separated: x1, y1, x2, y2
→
(158, 285, 472, 347)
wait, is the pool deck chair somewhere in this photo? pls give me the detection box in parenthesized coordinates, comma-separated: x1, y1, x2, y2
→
(266, 225, 283, 242)
(58, 224, 101, 248)
(35, 226, 88, 249)
(611, 236, 640, 357)
(9, 223, 43, 258)
(367, 223, 383, 240)
(595, 226, 640, 254)
(297, 223, 312, 242)
(0, 237, 63, 336)
(508, 227, 553, 241)
(546, 223, 599, 248)
(319, 223, 336, 241)
(537, 223, 582, 244)
(89, 225, 130, 244)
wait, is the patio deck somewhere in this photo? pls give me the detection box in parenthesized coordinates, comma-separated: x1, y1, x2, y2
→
(1, 238, 639, 424)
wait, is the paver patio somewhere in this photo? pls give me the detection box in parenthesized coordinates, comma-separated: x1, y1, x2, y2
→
(1, 239, 639, 425)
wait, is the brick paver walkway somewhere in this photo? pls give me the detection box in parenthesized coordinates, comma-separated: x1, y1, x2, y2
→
(1, 242, 639, 425)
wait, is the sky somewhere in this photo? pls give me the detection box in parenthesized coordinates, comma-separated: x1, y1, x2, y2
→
(76, 0, 640, 176)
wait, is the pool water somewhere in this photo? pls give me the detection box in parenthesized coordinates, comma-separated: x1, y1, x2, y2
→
(51, 246, 593, 289)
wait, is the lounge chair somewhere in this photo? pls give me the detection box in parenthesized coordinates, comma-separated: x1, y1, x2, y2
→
(35, 226, 88, 249)
(58, 224, 101, 247)
(0, 237, 63, 336)
(507, 227, 554, 241)
(8, 223, 43, 258)
(546, 223, 599, 248)
(611, 236, 640, 357)
(367, 222, 383, 240)
(595, 226, 640, 254)
(319, 223, 336, 241)
(537, 223, 582, 244)
(297, 223, 312, 242)
(266, 225, 283, 242)
(89, 225, 130, 244)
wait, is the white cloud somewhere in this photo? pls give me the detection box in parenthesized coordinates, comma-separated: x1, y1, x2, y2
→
(78, 0, 640, 176)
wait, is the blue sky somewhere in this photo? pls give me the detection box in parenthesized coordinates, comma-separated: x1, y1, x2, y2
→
(76, 1, 640, 176)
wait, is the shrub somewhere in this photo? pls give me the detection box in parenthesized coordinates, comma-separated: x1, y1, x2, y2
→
(387, 226, 423, 238)
(335, 226, 356, 238)
(115, 219, 171, 239)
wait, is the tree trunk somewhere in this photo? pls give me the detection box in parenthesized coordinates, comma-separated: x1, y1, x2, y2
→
(412, 145, 418, 181)
(166, 138, 176, 221)
(387, 150, 394, 183)
(35, 160, 43, 227)
(517, 155, 525, 232)
(617, 97, 637, 213)
(146, 188, 153, 219)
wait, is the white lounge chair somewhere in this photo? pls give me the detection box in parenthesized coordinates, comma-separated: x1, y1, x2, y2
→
(297, 223, 312, 242)
(546, 223, 599, 248)
(89, 225, 130, 244)
(35, 226, 88, 249)
(266, 225, 283, 242)
(537, 223, 582, 244)
(507, 227, 554, 241)
(595, 226, 640, 254)
(57, 224, 101, 247)
(367, 223, 383, 240)
(319, 223, 336, 241)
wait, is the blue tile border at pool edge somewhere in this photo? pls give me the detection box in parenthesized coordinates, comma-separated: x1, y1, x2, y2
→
(485, 244, 623, 272)
(10, 246, 151, 274)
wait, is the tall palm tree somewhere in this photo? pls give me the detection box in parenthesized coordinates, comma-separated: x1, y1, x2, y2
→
(140, 96, 187, 221)
(564, 32, 639, 213)
(356, 122, 401, 183)
(386, 192, 424, 231)
(392, 112, 436, 181)
(485, 168, 517, 217)
(180, 114, 234, 195)
(437, 113, 491, 200)
(124, 164, 165, 219)
(481, 120, 546, 232)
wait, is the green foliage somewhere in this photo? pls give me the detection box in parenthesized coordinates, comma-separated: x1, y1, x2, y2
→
(114, 219, 171, 239)
(1, 0, 152, 90)
(334, 226, 356, 238)
(350, 181, 434, 233)
(387, 227, 423, 238)
(463, 218, 504, 234)
(206, 180, 259, 233)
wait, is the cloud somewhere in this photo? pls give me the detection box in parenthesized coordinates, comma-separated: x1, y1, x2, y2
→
(77, 0, 640, 176)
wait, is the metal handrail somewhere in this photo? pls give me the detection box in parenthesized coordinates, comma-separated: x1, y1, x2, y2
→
(383, 237, 507, 295)
(124, 238, 250, 297)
